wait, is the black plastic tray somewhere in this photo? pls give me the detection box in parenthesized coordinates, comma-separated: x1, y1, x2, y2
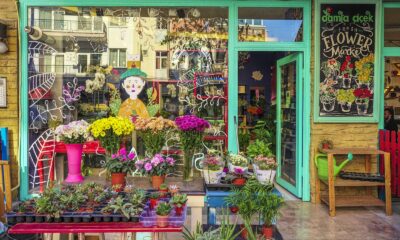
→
(339, 171, 385, 182)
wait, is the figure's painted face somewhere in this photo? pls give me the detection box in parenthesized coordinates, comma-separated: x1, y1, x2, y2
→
(122, 76, 145, 99)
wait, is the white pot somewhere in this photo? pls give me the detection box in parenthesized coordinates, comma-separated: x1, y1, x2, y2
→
(228, 163, 248, 173)
(253, 164, 276, 184)
(204, 168, 222, 184)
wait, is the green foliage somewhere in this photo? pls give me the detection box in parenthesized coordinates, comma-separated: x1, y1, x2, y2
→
(159, 183, 168, 190)
(34, 187, 64, 218)
(170, 194, 188, 207)
(238, 128, 250, 152)
(138, 130, 166, 156)
(104, 157, 135, 174)
(182, 209, 241, 240)
(252, 119, 276, 155)
(156, 202, 172, 216)
(149, 192, 160, 199)
(258, 193, 284, 226)
(246, 140, 273, 159)
(102, 196, 143, 218)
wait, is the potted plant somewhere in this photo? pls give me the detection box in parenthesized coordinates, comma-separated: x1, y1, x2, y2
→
(353, 88, 372, 115)
(175, 115, 210, 181)
(135, 154, 176, 189)
(318, 139, 333, 152)
(339, 55, 354, 89)
(336, 89, 355, 113)
(149, 192, 160, 210)
(170, 194, 187, 216)
(253, 155, 278, 184)
(258, 188, 284, 238)
(89, 116, 134, 155)
(319, 80, 337, 112)
(105, 147, 136, 188)
(159, 183, 168, 198)
(203, 155, 223, 184)
(134, 117, 176, 156)
(54, 120, 91, 183)
(246, 140, 273, 159)
(169, 184, 180, 196)
(227, 153, 248, 172)
(155, 202, 172, 227)
(232, 168, 247, 186)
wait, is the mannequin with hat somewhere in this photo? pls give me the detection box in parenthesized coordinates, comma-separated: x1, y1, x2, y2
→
(118, 68, 150, 118)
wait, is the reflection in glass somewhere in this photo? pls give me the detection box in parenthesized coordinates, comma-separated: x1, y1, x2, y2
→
(280, 61, 296, 186)
(26, 7, 228, 193)
(238, 7, 303, 42)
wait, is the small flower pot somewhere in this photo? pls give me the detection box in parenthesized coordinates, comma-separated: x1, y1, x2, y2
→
(6, 213, 17, 225)
(130, 216, 139, 222)
(152, 175, 165, 189)
(159, 189, 168, 198)
(232, 177, 246, 186)
(72, 214, 82, 223)
(54, 217, 62, 223)
(156, 215, 169, 227)
(149, 199, 158, 210)
(112, 215, 121, 222)
(262, 225, 274, 239)
(111, 173, 127, 188)
(102, 214, 112, 222)
(121, 216, 130, 222)
(229, 206, 239, 214)
(35, 215, 45, 223)
(93, 213, 102, 223)
(62, 213, 73, 223)
(240, 224, 247, 239)
(25, 214, 35, 223)
(15, 214, 25, 223)
(174, 206, 184, 216)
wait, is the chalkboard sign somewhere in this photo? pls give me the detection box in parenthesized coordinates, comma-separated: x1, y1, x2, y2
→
(318, 4, 376, 118)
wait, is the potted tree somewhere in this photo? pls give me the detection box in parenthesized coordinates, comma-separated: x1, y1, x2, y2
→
(258, 188, 284, 238)
(155, 202, 172, 227)
(253, 155, 278, 184)
(170, 194, 187, 216)
(135, 154, 176, 189)
(105, 147, 137, 189)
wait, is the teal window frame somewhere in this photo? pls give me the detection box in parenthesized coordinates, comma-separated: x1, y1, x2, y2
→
(18, 0, 311, 201)
(313, 0, 382, 123)
(379, 2, 400, 130)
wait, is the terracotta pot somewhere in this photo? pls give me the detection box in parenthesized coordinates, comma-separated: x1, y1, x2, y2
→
(232, 177, 246, 186)
(159, 189, 168, 198)
(156, 215, 169, 227)
(152, 175, 165, 189)
(111, 173, 126, 188)
(240, 224, 247, 239)
(174, 206, 184, 216)
(262, 225, 273, 239)
(322, 143, 330, 149)
(149, 198, 158, 210)
(229, 206, 239, 214)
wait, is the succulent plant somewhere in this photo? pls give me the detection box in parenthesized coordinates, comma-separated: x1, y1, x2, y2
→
(155, 202, 172, 216)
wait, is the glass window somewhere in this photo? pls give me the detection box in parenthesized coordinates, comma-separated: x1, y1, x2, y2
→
(384, 8, 400, 47)
(238, 7, 303, 42)
(27, 6, 228, 193)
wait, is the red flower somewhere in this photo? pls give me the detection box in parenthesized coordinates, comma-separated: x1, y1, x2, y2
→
(349, 63, 354, 69)
(346, 55, 351, 61)
(353, 88, 372, 98)
(344, 73, 349, 78)
(327, 7, 333, 14)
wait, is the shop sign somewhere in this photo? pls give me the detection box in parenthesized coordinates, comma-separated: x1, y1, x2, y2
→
(317, 3, 377, 120)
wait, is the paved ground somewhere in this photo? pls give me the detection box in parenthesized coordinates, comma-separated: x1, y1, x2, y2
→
(100, 200, 400, 240)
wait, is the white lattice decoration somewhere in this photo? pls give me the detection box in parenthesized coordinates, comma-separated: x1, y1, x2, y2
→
(29, 129, 56, 192)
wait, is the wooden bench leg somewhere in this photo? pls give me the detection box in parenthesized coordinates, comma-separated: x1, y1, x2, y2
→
(78, 233, 85, 240)
(328, 153, 336, 217)
(384, 153, 392, 215)
(99, 233, 105, 240)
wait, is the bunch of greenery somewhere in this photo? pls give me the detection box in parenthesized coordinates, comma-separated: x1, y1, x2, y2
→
(34, 187, 64, 219)
(246, 140, 274, 159)
(170, 194, 188, 207)
(182, 209, 241, 240)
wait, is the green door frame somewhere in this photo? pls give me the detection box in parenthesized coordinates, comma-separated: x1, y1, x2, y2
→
(379, 2, 400, 130)
(276, 53, 304, 197)
(18, 0, 311, 201)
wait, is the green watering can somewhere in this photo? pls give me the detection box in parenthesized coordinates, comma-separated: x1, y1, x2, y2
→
(314, 153, 353, 181)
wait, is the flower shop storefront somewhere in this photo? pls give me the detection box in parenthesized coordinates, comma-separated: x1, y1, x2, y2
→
(18, 0, 312, 203)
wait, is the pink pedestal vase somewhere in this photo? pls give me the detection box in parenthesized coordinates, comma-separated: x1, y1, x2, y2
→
(65, 143, 84, 183)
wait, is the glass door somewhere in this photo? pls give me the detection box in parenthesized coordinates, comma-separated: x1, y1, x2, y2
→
(276, 53, 303, 197)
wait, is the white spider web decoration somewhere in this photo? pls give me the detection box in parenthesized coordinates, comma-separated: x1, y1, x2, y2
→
(28, 129, 56, 192)
(28, 73, 56, 107)
(28, 41, 57, 59)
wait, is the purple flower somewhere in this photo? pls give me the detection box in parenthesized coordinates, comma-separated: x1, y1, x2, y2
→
(111, 153, 118, 159)
(151, 156, 161, 166)
(128, 152, 136, 160)
(135, 160, 143, 168)
(144, 163, 153, 171)
(166, 157, 175, 165)
(119, 148, 127, 156)
(234, 168, 244, 175)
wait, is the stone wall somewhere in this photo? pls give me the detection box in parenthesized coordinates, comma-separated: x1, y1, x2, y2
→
(0, 0, 19, 196)
(309, 0, 379, 202)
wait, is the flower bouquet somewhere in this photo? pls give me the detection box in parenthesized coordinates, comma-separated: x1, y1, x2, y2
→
(135, 154, 176, 189)
(353, 88, 372, 115)
(319, 80, 337, 112)
(355, 53, 374, 88)
(105, 147, 136, 188)
(228, 153, 249, 173)
(89, 116, 134, 155)
(339, 55, 354, 88)
(203, 155, 223, 184)
(54, 120, 91, 183)
(134, 117, 176, 156)
(253, 155, 277, 184)
(175, 115, 210, 181)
